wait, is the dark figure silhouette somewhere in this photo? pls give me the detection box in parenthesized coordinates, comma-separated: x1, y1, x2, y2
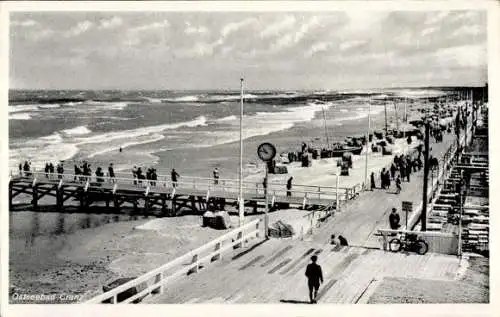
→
(171, 169, 179, 188)
(108, 163, 115, 183)
(305, 255, 323, 304)
(370, 172, 376, 190)
(286, 176, 293, 196)
(338, 235, 348, 246)
(389, 208, 401, 230)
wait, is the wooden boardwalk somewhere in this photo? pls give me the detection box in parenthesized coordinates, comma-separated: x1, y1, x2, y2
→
(145, 131, 463, 304)
(148, 241, 459, 304)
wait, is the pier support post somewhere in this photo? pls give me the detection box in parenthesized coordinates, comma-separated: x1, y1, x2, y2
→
(32, 185, 38, 211)
(56, 187, 63, 212)
(144, 197, 149, 217)
(9, 181, 13, 210)
(161, 194, 167, 216)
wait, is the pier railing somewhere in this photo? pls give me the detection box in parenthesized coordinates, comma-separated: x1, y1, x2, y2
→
(85, 218, 263, 304)
(11, 171, 363, 203)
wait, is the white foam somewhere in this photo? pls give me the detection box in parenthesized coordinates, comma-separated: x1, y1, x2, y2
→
(87, 134, 166, 158)
(175, 102, 334, 149)
(215, 115, 238, 122)
(84, 101, 129, 111)
(340, 109, 348, 113)
(62, 101, 84, 107)
(9, 104, 39, 113)
(165, 95, 201, 102)
(9, 113, 32, 120)
(39, 104, 61, 109)
(62, 125, 92, 136)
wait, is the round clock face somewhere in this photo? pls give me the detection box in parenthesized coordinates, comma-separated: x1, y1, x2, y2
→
(257, 143, 276, 162)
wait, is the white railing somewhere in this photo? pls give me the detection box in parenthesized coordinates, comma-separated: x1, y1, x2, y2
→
(11, 170, 362, 203)
(85, 218, 262, 304)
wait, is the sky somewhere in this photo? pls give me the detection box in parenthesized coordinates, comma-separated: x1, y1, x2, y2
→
(9, 10, 487, 90)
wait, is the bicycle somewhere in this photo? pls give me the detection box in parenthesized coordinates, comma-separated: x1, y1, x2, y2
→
(388, 232, 429, 255)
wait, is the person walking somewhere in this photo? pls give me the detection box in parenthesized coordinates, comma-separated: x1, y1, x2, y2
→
(389, 208, 401, 230)
(395, 175, 402, 194)
(132, 166, 138, 185)
(171, 168, 179, 188)
(305, 255, 323, 304)
(108, 163, 115, 183)
(213, 167, 219, 185)
(370, 172, 376, 190)
(286, 176, 293, 197)
(263, 176, 268, 196)
(380, 168, 386, 189)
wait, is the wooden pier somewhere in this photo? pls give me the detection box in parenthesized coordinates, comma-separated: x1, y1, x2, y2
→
(9, 171, 361, 216)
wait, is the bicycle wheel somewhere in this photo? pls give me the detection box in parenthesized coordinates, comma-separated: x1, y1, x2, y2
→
(415, 240, 429, 255)
(388, 238, 402, 252)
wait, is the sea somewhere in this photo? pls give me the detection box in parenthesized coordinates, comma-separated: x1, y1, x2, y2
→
(8, 88, 449, 179)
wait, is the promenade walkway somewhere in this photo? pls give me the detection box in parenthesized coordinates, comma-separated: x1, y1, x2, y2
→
(147, 131, 461, 304)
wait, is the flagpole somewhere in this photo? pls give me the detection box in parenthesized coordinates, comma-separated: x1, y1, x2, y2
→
(364, 99, 371, 190)
(239, 78, 244, 227)
(403, 97, 407, 140)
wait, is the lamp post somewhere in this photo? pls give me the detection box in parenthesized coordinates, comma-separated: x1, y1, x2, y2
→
(239, 78, 244, 227)
(421, 120, 430, 232)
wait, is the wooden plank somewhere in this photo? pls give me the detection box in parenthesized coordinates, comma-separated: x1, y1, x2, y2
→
(279, 248, 316, 275)
(239, 255, 264, 271)
(260, 245, 294, 267)
(268, 258, 292, 274)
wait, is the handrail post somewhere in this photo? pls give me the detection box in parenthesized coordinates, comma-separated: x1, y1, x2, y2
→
(190, 254, 199, 274)
(151, 272, 163, 294)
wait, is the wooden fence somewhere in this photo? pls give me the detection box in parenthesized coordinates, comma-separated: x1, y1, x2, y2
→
(85, 218, 263, 304)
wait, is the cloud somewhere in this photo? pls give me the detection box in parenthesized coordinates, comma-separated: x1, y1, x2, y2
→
(99, 16, 123, 30)
(129, 19, 170, 33)
(339, 40, 366, 51)
(451, 24, 484, 38)
(259, 15, 296, 38)
(425, 11, 450, 25)
(11, 19, 38, 27)
(64, 20, 93, 37)
(185, 23, 209, 35)
(304, 42, 332, 58)
(271, 16, 322, 51)
(220, 18, 258, 38)
(344, 11, 389, 32)
(421, 26, 437, 36)
(28, 29, 55, 41)
(434, 44, 486, 68)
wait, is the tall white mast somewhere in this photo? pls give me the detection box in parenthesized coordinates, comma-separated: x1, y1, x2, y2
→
(239, 78, 244, 226)
(364, 99, 371, 190)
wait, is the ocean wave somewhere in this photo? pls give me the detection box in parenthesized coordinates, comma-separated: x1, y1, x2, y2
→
(39, 104, 61, 109)
(9, 104, 40, 113)
(62, 125, 92, 136)
(75, 115, 207, 145)
(340, 109, 348, 113)
(85, 101, 129, 111)
(87, 134, 166, 158)
(9, 113, 33, 120)
(215, 115, 238, 122)
(163, 95, 202, 103)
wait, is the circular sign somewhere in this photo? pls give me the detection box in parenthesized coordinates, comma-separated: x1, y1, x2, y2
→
(257, 143, 276, 162)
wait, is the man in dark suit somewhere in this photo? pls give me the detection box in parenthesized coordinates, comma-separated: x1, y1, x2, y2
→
(305, 255, 323, 304)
